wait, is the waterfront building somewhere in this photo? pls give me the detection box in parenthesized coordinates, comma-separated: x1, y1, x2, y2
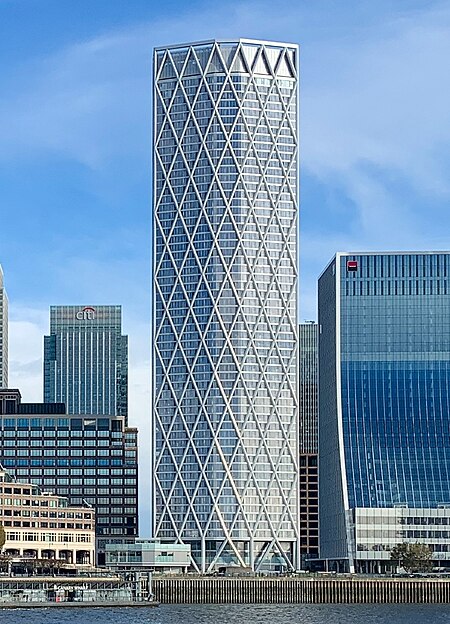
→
(0, 466, 95, 565)
(0, 389, 138, 565)
(105, 539, 191, 573)
(298, 322, 319, 566)
(0, 266, 8, 389)
(44, 305, 128, 420)
(318, 252, 450, 573)
(153, 39, 299, 572)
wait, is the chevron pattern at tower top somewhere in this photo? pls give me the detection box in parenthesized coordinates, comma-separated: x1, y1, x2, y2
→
(153, 40, 299, 573)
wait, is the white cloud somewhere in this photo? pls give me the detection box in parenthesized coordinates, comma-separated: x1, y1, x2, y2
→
(2, 0, 450, 209)
(297, 2, 450, 308)
(303, 6, 450, 193)
(9, 308, 47, 401)
(127, 319, 152, 535)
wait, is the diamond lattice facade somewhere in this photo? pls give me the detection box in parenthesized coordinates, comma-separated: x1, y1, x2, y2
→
(153, 39, 299, 572)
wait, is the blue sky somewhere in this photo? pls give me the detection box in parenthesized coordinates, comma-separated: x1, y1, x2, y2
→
(2, 0, 450, 533)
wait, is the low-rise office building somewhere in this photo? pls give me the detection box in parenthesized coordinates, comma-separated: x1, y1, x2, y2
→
(0, 389, 138, 564)
(0, 467, 95, 565)
(105, 539, 191, 573)
(354, 507, 450, 572)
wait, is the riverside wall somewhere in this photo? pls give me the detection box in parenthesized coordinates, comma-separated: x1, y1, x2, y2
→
(152, 576, 450, 604)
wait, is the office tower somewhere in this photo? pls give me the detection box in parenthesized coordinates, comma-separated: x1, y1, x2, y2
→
(44, 305, 128, 420)
(0, 389, 138, 565)
(153, 39, 299, 572)
(298, 322, 318, 566)
(0, 266, 8, 389)
(318, 252, 450, 573)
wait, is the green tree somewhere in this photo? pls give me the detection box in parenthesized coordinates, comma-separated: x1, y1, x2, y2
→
(390, 543, 433, 573)
(0, 524, 5, 552)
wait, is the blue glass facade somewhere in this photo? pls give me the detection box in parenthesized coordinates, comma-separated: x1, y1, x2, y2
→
(44, 305, 128, 420)
(153, 39, 299, 572)
(319, 253, 450, 568)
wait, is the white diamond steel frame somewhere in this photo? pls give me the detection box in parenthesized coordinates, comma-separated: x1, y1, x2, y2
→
(153, 39, 299, 572)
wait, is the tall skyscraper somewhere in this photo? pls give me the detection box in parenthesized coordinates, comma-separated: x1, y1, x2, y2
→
(153, 39, 299, 572)
(0, 266, 8, 389)
(319, 252, 450, 573)
(44, 305, 128, 420)
(298, 322, 318, 566)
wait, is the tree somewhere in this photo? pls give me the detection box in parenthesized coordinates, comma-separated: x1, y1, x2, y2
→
(0, 524, 5, 552)
(390, 543, 433, 573)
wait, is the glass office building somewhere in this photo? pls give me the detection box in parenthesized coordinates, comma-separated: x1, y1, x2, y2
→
(318, 252, 450, 572)
(153, 39, 299, 572)
(299, 323, 318, 455)
(0, 389, 138, 565)
(0, 266, 8, 389)
(298, 323, 318, 565)
(44, 306, 128, 420)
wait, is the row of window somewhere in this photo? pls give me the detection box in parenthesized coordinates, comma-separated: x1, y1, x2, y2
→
(342, 254, 450, 279)
(7, 531, 91, 543)
(0, 418, 122, 430)
(3, 521, 88, 530)
(1, 439, 124, 447)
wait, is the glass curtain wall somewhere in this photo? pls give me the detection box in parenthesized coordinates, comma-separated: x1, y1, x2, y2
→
(153, 39, 299, 572)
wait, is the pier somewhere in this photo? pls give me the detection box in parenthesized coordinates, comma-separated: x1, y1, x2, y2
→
(152, 576, 450, 604)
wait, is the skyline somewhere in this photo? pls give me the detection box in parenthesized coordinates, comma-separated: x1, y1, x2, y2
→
(2, 0, 450, 536)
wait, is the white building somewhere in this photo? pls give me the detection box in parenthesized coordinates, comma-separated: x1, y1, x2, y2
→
(153, 39, 299, 572)
(0, 468, 95, 565)
(105, 539, 191, 573)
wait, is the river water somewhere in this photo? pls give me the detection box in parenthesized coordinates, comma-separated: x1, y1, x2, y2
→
(2, 604, 450, 623)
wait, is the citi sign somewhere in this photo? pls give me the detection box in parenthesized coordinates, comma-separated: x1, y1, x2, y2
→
(76, 307, 96, 321)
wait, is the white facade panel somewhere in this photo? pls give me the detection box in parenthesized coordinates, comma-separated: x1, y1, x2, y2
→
(153, 39, 299, 572)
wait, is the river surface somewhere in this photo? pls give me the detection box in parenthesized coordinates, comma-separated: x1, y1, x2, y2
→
(2, 604, 450, 623)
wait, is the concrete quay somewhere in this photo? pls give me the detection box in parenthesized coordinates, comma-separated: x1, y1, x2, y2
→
(152, 576, 450, 604)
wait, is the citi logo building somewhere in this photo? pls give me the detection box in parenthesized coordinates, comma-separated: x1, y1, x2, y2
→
(76, 306, 96, 321)
(44, 305, 128, 419)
